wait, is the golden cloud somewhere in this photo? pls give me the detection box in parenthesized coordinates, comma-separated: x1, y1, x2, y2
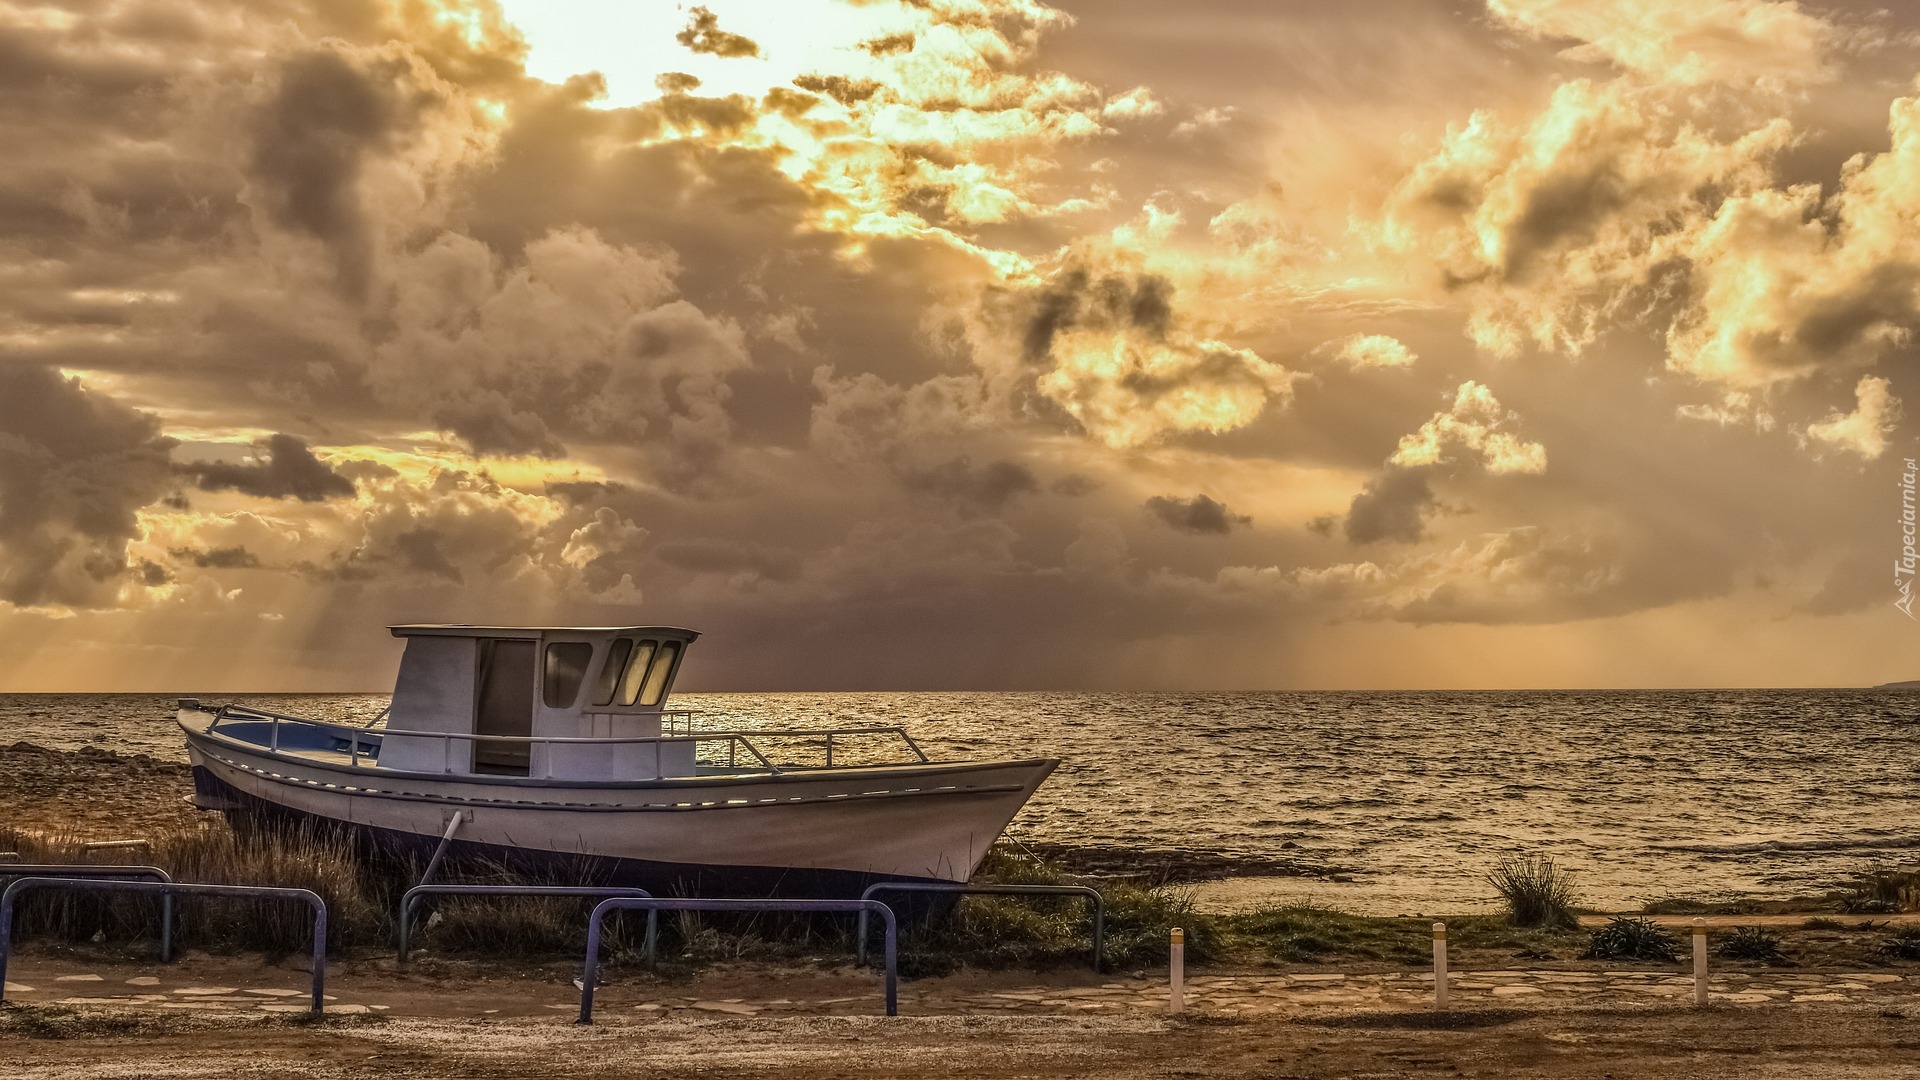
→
(1803, 375, 1903, 459)
(1391, 381, 1548, 475)
(1487, 0, 1832, 88)
(1332, 333, 1417, 369)
(1382, 76, 1791, 359)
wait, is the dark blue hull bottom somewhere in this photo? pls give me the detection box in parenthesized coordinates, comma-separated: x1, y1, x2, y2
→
(191, 765, 954, 901)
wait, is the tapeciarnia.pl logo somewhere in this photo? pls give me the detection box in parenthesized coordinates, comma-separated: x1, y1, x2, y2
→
(1900, 457, 1918, 619)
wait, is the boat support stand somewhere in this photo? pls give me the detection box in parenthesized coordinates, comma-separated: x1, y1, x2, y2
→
(418, 811, 470, 888)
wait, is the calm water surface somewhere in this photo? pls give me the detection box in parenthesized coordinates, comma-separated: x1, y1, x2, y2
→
(7, 689, 1919, 913)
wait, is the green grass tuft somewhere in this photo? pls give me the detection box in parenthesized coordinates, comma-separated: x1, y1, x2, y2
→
(1583, 916, 1679, 962)
(1841, 870, 1920, 915)
(1715, 925, 1788, 965)
(1879, 928, 1920, 960)
(1486, 855, 1578, 930)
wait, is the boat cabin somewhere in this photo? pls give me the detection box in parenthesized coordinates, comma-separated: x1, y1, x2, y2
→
(376, 624, 699, 781)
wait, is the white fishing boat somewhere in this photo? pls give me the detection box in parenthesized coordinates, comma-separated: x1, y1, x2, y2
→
(178, 624, 1056, 896)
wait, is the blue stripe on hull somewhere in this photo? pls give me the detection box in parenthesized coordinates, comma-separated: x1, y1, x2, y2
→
(191, 765, 955, 901)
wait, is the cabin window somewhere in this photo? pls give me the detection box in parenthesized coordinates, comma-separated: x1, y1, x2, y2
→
(617, 640, 658, 706)
(639, 640, 680, 706)
(542, 641, 594, 708)
(591, 638, 632, 706)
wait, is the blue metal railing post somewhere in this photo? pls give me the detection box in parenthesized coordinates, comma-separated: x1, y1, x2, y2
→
(577, 898, 897, 1023)
(857, 882, 1105, 972)
(0, 865, 175, 962)
(398, 884, 657, 967)
(0, 878, 327, 1014)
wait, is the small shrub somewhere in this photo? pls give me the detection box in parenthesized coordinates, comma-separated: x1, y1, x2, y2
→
(1841, 870, 1920, 914)
(1802, 917, 1847, 931)
(1486, 855, 1578, 930)
(1583, 917, 1679, 962)
(1879, 928, 1920, 960)
(1715, 925, 1787, 965)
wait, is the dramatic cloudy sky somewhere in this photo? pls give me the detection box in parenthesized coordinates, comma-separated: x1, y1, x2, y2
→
(3, 0, 1919, 691)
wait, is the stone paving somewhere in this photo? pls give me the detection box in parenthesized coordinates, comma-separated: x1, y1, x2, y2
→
(7, 966, 1920, 1018)
(915, 970, 1919, 1017)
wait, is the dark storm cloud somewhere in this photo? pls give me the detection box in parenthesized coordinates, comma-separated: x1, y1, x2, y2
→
(387, 528, 464, 583)
(902, 457, 1040, 511)
(1022, 268, 1174, 364)
(677, 7, 762, 59)
(1339, 466, 1434, 545)
(792, 74, 883, 104)
(653, 538, 802, 582)
(1144, 494, 1249, 534)
(0, 367, 176, 606)
(248, 47, 440, 298)
(170, 545, 264, 569)
(432, 389, 566, 459)
(179, 434, 356, 502)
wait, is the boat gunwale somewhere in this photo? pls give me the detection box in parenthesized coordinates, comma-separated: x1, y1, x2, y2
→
(190, 745, 1041, 813)
(180, 712, 1059, 793)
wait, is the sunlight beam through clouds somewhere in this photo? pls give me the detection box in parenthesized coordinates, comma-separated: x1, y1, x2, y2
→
(497, 0, 901, 108)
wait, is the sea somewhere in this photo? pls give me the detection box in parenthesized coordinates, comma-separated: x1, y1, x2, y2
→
(6, 689, 1919, 915)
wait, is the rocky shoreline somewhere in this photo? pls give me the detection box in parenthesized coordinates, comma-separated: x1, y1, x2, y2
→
(0, 742, 200, 839)
(1011, 839, 1350, 885)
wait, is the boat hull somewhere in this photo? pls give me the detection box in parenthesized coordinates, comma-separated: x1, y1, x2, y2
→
(183, 720, 1054, 898)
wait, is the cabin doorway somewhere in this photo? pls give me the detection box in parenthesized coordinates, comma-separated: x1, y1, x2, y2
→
(473, 639, 535, 775)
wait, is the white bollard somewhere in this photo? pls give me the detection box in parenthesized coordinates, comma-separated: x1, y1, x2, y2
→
(1693, 918, 1708, 1006)
(1432, 921, 1449, 1011)
(1169, 926, 1185, 1014)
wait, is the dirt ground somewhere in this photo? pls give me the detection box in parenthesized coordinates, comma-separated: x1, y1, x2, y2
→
(8, 946, 1920, 1079)
(8, 999, 1920, 1079)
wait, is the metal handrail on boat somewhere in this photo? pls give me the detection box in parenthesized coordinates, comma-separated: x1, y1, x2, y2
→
(201, 704, 930, 780)
(691, 726, 933, 767)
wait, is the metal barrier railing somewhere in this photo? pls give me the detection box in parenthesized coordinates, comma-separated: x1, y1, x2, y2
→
(0, 865, 176, 962)
(856, 882, 1105, 971)
(0, 878, 327, 1014)
(398, 885, 659, 966)
(578, 898, 899, 1022)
